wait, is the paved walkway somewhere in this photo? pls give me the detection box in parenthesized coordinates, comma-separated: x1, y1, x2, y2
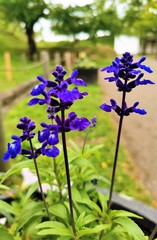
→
(98, 56, 157, 200)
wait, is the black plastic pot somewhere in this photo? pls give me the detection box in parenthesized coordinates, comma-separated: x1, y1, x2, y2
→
(98, 187, 157, 238)
(77, 68, 98, 84)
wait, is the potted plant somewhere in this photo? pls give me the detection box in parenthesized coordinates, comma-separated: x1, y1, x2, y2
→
(0, 53, 157, 240)
(74, 52, 98, 84)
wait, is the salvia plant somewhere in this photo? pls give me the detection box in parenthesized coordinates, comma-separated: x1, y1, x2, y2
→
(0, 52, 156, 240)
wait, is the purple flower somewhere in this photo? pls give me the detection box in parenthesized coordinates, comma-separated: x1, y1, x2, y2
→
(30, 83, 46, 96)
(69, 114, 90, 131)
(2, 137, 21, 161)
(67, 69, 88, 86)
(17, 117, 36, 140)
(100, 99, 146, 116)
(101, 52, 154, 92)
(100, 53, 154, 117)
(38, 123, 60, 158)
(2, 117, 38, 161)
(28, 65, 88, 116)
(41, 146, 60, 158)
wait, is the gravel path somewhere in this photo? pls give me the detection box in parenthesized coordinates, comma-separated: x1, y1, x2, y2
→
(98, 56, 157, 200)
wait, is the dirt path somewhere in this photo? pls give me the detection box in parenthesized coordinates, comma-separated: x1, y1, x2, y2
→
(98, 56, 157, 200)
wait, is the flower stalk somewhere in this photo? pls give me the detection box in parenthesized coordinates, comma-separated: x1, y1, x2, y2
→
(100, 52, 154, 210)
(61, 108, 76, 236)
(29, 138, 51, 221)
(108, 89, 126, 210)
(149, 224, 157, 240)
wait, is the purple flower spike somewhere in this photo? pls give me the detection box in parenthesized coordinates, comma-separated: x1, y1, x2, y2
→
(100, 52, 154, 117)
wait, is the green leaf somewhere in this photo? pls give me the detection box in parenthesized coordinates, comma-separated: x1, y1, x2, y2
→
(114, 217, 145, 240)
(0, 200, 17, 215)
(78, 223, 111, 237)
(68, 140, 81, 152)
(97, 192, 108, 214)
(83, 144, 104, 158)
(110, 209, 143, 219)
(0, 160, 33, 183)
(77, 198, 102, 216)
(75, 211, 86, 229)
(0, 227, 14, 240)
(82, 214, 98, 225)
(36, 221, 72, 237)
(0, 184, 10, 190)
(36, 220, 67, 229)
(102, 231, 127, 240)
(16, 201, 44, 232)
(49, 203, 69, 223)
(22, 181, 39, 205)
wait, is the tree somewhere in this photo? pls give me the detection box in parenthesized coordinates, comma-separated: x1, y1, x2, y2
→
(50, 0, 122, 42)
(50, 4, 85, 41)
(0, 0, 49, 60)
(122, 0, 157, 54)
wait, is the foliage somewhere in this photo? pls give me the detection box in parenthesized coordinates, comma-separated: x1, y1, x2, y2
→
(0, 146, 145, 239)
(122, 0, 157, 39)
(0, 30, 26, 53)
(49, 0, 122, 41)
(0, 0, 49, 59)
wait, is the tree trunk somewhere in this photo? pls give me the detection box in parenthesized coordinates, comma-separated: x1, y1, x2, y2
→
(25, 26, 37, 61)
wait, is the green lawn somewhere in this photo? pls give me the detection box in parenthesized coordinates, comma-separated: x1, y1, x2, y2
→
(0, 53, 43, 92)
(3, 82, 153, 205)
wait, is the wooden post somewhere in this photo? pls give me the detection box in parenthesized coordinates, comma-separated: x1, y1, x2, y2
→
(0, 101, 10, 172)
(65, 51, 72, 71)
(54, 52, 61, 65)
(40, 51, 50, 79)
(4, 52, 12, 81)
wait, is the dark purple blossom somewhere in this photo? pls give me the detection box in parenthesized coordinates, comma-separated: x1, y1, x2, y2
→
(3, 65, 90, 162)
(17, 117, 36, 140)
(28, 65, 88, 115)
(2, 117, 38, 161)
(2, 136, 21, 161)
(67, 69, 88, 86)
(70, 116, 90, 131)
(38, 123, 60, 158)
(101, 52, 154, 92)
(100, 99, 146, 116)
(100, 52, 154, 117)
(53, 112, 90, 132)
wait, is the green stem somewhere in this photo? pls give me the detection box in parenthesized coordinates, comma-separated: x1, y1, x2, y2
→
(53, 157, 63, 199)
(107, 89, 126, 210)
(82, 127, 90, 155)
(29, 139, 51, 221)
(149, 224, 157, 240)
(61, 109, 76, 236)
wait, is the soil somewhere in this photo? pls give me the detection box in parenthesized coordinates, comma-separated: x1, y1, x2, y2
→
(98, 56, 157, 200)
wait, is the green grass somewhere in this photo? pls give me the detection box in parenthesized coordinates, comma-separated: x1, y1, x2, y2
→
(3, 83, 153, 204)
(0, 54, 44, 92)
(0, 30, 26, 53)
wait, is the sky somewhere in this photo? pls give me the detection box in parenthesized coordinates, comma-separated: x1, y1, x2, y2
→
(35, 0, 94, 42)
